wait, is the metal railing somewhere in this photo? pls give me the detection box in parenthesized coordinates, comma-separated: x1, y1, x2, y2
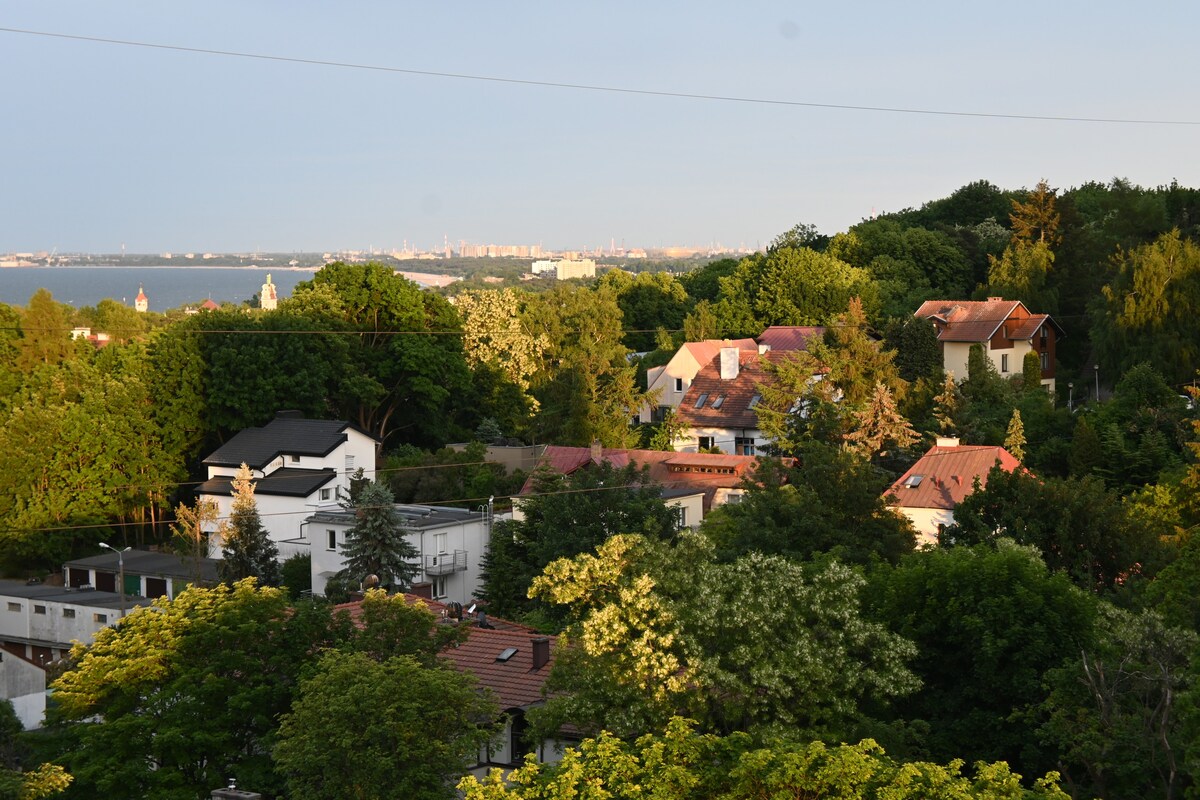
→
(424, 550, 468, 576)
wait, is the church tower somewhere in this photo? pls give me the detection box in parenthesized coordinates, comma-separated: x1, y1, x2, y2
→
(134, 285, 148, 313)
(260, 273, 278, 311)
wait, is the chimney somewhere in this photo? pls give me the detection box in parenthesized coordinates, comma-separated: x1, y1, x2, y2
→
(589, 439, 602, 462)
(212, 779, 262, 799)
(532, 637, 550, 670)
(758, 343, 770, 354)
(986, 296, 1003, 302)
(934, 436, 960, 448)
(275, 409, 304, 419)
(719, 347, 740, 380)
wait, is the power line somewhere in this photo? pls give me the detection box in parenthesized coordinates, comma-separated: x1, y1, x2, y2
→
(1, 26, 1197, 127)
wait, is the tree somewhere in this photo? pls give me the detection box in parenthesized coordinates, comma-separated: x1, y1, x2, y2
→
(455, 288, 547, 397)
(884, 316, 942, 384)
(14, 289, 75, 373)
(768, 221, 828, 252)
(598, 271, 690, 352)
(279, 552, 312, 600)
(529, 533, 918, 743)
(866, 541, 1098, 774)
(274, 650, 497, 800)
(1004, 409, 1026, 461)
(682, 299, 721, 341)
(700, 445, 915, 566)
(946, 467, 1159, 593)
(1039, 605, 1195, 800)
(51, 580, 342, 799)
(219, 464, 281, 586)
(479, 461, 678, 620)
(336, 481, 418, 591)
(987, 241, 1057, 312)
(0, 700, 71, 800)
(1022, 350, 1043, 394)
(171, 497, 223, 587)
(932, 372, 961, 434)
(844, 382, 918, 460)
(460, 718, 1070, 800)
(1009, 179, 1062, 246)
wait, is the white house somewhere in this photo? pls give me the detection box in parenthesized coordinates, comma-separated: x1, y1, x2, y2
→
(914, 298, 1063, 392)
(0, 651, 48, 730)
(673, 347, 784, 456)
(885, 437, 1022, 546)
(641, 338, 758, 424)
(197, 411, 378, 556)
(303, 504, 498, 604)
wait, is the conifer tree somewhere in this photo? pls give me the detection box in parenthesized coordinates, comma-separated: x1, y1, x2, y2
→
(845, 382, 918, 458)
(219, 464, 281, 586)
(336, 481, 418, 590)
(1005, 409, 1027, 461)
(933, 371, 961, 434)
(1023, 350, 1044, 394)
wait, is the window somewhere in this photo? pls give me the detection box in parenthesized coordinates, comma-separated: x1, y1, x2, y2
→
(1041, 326, 1048, 342)
(432, 576, 448, 599)
(1040, 351, 1049, 370)
(903, 474, 924, 488)
(674, 377, 683, 393)
(93, 613, 108, 624)
(33, 605, 46, 615)
(6, 603, 19, 612)
(725, 492, 744, 505)
(434, 532, 447, 555)
(675, 506, 688, 528)
(735, 437, 756, 456)
(320, 488, 332, 501)
(694, 392, 709, 408)
(327, 530, 337, 551)
(345, 455, 356, 472)
(290, 455, 300, 463)
(697, 436, 715, 451)
(748, 394, 762, 409)
(62, 609, 75, 619)
(710, 395, 725, 409)
(1000, 354, 1009, 373)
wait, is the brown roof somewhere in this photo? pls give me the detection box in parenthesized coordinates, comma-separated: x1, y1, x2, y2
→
(1005, 314, 1051, 341)
(334, 596, 554, 710)
(675, 350, 784, 430)
(914, 299, 1023, 342)
(518, 446, 759, 511)
(757, 326, 826, 352)
(886, 440, 1021, 510)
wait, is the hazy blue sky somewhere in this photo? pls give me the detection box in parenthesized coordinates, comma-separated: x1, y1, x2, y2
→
(3, 2, 1198, 253)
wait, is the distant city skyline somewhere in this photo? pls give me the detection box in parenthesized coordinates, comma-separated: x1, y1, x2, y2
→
(3, 2, 1198, 253)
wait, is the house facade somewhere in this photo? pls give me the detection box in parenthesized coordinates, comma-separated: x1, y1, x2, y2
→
(0, 580, 153, 666)
(914, 298, 1063, 392)
(641, 338, 758, 424)
(304, 505, 496, 603)
(197, 411, 378, 556)
(673, 348, 785, 456)
(62, 550, 221, 601)
(885, 436, 1022, 546)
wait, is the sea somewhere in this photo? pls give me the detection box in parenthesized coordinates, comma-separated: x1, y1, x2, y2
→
(0, 266, 319, 311)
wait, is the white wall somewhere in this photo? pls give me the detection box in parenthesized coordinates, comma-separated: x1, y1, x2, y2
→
(0, 656, 45, 730)
(890, 506, 954, 548)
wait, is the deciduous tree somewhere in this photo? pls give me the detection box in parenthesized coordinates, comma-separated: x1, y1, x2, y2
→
(219, 464, 281, 586)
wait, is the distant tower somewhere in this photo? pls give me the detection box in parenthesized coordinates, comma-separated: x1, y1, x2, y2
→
(134, 285, 148, 313)
(260, 273, 278, 311)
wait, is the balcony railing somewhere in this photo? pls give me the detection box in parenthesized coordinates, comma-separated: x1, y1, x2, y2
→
(424, 550, 468, 576)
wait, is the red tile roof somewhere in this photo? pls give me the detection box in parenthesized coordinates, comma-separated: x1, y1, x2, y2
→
(518, 446, 759, 511)
(675, 350, 785, 430)
(886, 440, 1021, 510)
(757, 326, 826, 352)
(334, 596, 554, 710)
(914, 299, 1023, 342)
(680, 338, 759, 368)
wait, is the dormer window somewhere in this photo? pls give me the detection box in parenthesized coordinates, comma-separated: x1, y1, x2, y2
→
(710, 395, 725, 409)
(290, 455, 300, 463)
(694, 393, 709, 409)
(748, 394, 761, 409)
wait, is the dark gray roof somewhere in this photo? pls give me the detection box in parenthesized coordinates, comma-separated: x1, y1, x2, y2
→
(307, 504, 482, 531)
(63, 550, 222, 583)
(198, 468, 336, 498)
(0, 580, 155, 611)
(203, 416, 367, 469)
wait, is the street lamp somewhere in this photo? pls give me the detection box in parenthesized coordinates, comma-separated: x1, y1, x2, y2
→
(1068, 382, 1074, 411)
(98, 543, 131, 618)
(1094, 364, 1100, 403)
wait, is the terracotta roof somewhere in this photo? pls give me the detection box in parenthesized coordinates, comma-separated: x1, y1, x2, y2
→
(334, 596, 554, 710)
(757, 326, 826, 352)
(886, 440, 1021, 510)
(199, 298, 221, 311)
(675, 350, 784, 430)
(518, 446, 759, 511)
(1005, 314, 1051, 341)
(914, 299, 1023, 342)
(680, 339, 758, 369)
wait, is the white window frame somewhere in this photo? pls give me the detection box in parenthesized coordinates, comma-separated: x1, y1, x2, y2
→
(432, 575, 448, 599)
(326, 530, 337, 551)
(674, 377, 683, 393)
(320, 488, 332, 501)
(1001, 354, 1009, 373)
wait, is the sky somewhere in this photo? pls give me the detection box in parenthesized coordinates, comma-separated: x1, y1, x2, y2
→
(3, 2, 1199, 254)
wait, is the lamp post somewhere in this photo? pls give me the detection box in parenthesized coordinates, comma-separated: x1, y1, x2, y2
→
(1068, 382, 1074, 411)
(1094, 364, 1100, 403)
(98, 543, 131, 618)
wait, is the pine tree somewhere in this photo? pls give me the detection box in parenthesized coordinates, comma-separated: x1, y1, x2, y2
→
(845, 382, 919, 458)
(1005, 409, 1027, 461)
(219, 464, 281, 586)
(1022, 350, 1044, 394)
(933, 372, 961, 434)
(336, 481, 418, 590)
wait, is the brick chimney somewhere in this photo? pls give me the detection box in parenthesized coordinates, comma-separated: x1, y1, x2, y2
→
(532, 637, 551, 670)
(719, 347, 740, 380)
(935, 436, 960, 448)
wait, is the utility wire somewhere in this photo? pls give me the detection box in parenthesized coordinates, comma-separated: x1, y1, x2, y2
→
(1, 26, 1197, 126)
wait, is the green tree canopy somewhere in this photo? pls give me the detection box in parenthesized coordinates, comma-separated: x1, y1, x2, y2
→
(336, 481, 419, 591)
(218, 464, 281, 586)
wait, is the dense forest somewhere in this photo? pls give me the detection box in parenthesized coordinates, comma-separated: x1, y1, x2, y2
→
(3, 177, 1200, 799)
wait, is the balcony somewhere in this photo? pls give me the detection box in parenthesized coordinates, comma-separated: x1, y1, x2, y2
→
(424, 550, 468, 576)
